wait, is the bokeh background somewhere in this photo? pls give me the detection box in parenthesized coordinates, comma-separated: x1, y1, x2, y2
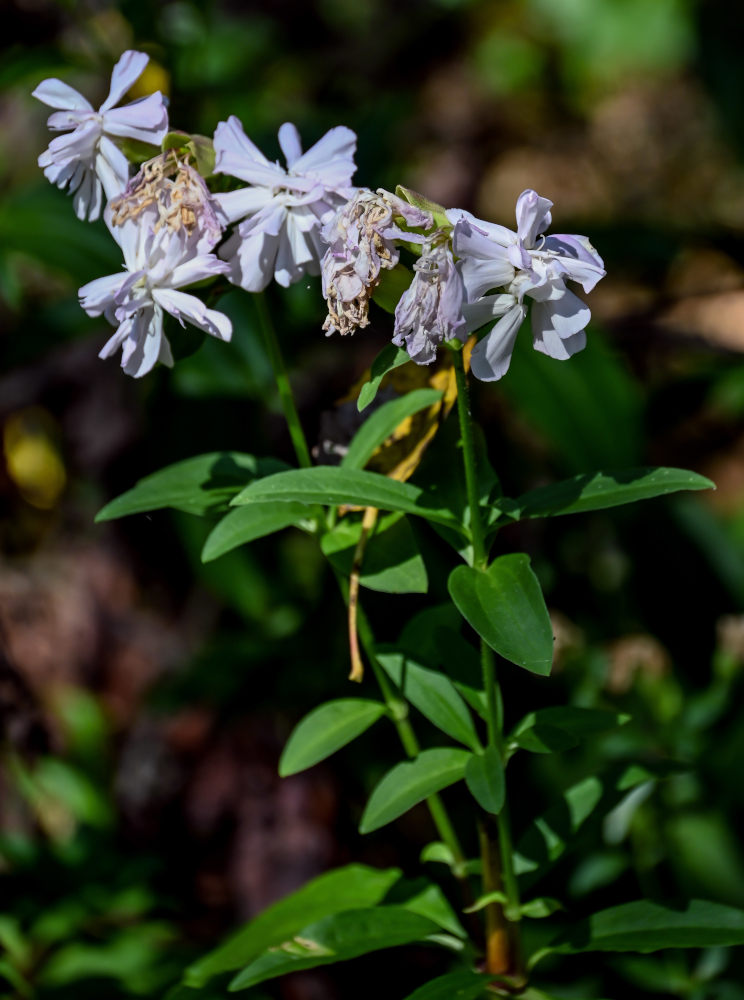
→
(3, 1, 744, 997)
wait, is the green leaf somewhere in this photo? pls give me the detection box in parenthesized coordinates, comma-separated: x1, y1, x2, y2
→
(386, 879, 466, 938)
(514, 776, 604, 881)
(279, 700, 388, 776)
(519, 897, 563, 919)
(185, 865, 400, 985)
(448, 554, 553, 676)
(544, 899, 744, 956)
(360, 748, 471, 834)
(494, 467, 715, 527)
(96, 452, 285, 521)
(357, 344, 411, 411)
(228, 907, 442, 990)
(343, 388, 443, 470)
(232, 467, 464, 534)
(464, 890, 507, 913)
(320, 513, 428, 594)
(202, 502, 314, 562)
(510, 707, 630, 755)
(400, 970, 491, 1000)
(464, 746, 505, 814)
(377, 651, 480, 750)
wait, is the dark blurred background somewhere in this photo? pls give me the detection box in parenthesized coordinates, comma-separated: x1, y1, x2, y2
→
(3, 1, 744, 997)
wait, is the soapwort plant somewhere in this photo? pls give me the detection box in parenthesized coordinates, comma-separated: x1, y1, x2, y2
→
(30, 50, 744, 1000)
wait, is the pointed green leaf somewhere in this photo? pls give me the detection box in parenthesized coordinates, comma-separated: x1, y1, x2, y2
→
(377, 651, 480, 750)
(357, 344, 411, 411)
(448, 554, 553, 676)
(96, 452, 285, 521)
(464, 746, 505, 814)
(386, 879, 466, 938)
(519, 897, 563, 918)
(515, 776, 604, 881)
(232, 467, 463, 534)
(401, 969, 491, 1000)
(202, 502, 315, 562)
(545, 899, 744, 956)
(185, 865, 400, 985)
(229, 907, 442, 990)
(494, 467, 715, 526)
(395, 186, 451, 229)
(360, 748, 471, 834)
(510, 707, 630, 754)
(343, 388, 443, 470)
(279, 700, 388, 777)
(320, 513, 428, 594)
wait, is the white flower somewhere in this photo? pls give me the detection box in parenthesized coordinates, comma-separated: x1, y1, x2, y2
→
(451, 190, 605, 381)
(212, 118, 357, 291)
(79, 209, 231, 378)
(33, 50, 169, 222)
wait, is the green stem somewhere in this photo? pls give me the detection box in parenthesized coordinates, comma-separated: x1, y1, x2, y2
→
(454, 348, 525, 978)
(353, 590, 468, 872)
(254, 292, 312, 469)
(452, 348, 487, 569)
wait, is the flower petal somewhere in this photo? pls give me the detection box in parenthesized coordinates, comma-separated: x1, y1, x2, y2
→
(530, 289, 590, 360)
(152, 288, 232, 341)
(96, 135, 130, 200)
(103, 93, 169, 143)
(100, 50, 149, 112)
(543, 234, 605, 292)
(213, 116, 286, 187)
(213, 186, 275, 224)
(167, 254, 230, 287)
(32, 78, 93, 112)
(278, 122, 303, 166)
(470, 303, 526, 382)
(462, 293, 517, 333)
(80, 272, 125, 315)
(515, 189, 553, 248)
(291, 126, 357, 190)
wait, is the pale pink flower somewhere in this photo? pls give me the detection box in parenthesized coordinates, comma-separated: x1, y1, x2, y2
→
(34, 51, 169, 221)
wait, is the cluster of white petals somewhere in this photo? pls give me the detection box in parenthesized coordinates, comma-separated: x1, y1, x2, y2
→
(451, 190, 605, 381)
(79, 208, 231, 379)
(33, 51, 168, 221)
(34, 52, 606, 386)
(213, 118, 357, 291)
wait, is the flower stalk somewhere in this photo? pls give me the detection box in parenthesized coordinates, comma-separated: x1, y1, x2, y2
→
(253, 291, 312, 469)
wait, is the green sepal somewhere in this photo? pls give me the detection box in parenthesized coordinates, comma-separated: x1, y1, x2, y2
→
(395, 185, 452, 230)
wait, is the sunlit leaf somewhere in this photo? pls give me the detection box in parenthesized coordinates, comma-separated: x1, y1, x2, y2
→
(97, 453, 284, 521)
(186, 865, 401, 985)
(232, 467, 464, 534)
(229, 907, 442, 990)
(448, 555, 553, 676)
(464, 746, 505, 814)
(279, 700, 388, 776)
(343, 389, 443, 470)
(360, 749, 471, 834)
(377, 651, 480, 750)
(320, 513, 428, 593)
(202, 502, 314, 562)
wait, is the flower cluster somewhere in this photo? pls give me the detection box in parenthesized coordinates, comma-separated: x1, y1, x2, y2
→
(34, 52, 605, 382)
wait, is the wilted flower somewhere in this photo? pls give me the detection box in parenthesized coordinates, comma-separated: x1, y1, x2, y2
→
(213, 118, 357, 291)
(110, 151, 222, 252)
(33, 50, 169, 222)
(392, 241, 466, 364)
(321, 188, 432, 336)
(451, 189, 605, 381)
(79, 209, 231, 378)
